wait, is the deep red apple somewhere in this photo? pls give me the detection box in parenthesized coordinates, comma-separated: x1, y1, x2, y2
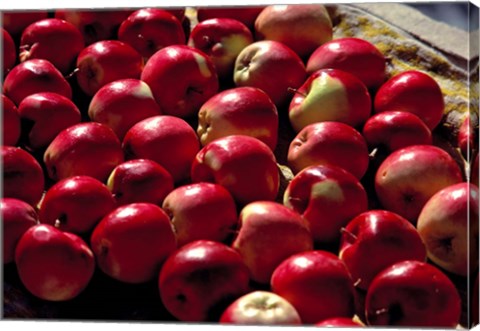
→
(15, 224, 95, 301)
(196, 6, 264, 29)
(2, 11, 49, 37)
(284, 164, 368, 245)
(141, 45, 219, 118)
(162, 182, 238, 247)
(38, 176, 116, 235)
(158, 240, 251, 322)
(122, 115, 199, 184)
(315, 317, 364, 327)
(271, 250, 356, 324)
(2, 146, 44, 206)
(374, 70, 445, 130)
(19, 18, 85, 74)
(17, 92, 82, 150)
(3, 59, 72, 105)
(2, 94, 21, 146)
(118, 8, 185, 60)
(365, 260, 461, 327)
(107, 159, 174, 206)
(197, 87, 278, 150)
(91, 203, 176, 283)
(2, 28, 16, 75)
(2, 198, 38, 264)
(44, 122, 124, 182)
(191, 135, 280, 205)
(458, 114, 477, 159)
(88, 78, 162, 140)
(288, 121, 370, 179)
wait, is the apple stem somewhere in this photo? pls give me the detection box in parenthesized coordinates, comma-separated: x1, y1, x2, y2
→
(65, 67, 79, 79)
(287, 87, 307, 98)
(54, 219, 62, 228)
(369, 147, 379, 159)
(340, 227, 358, 241)
(353, 278, 362, 288)
(375, 308, 389, 316)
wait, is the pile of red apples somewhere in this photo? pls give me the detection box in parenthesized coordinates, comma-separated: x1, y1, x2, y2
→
(2, 3, 479, 328)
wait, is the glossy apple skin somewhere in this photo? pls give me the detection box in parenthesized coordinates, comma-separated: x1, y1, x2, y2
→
(17, 92, 82, 150)
(233, 40, 306, 108)
(315, 317, 363, 327)
(123, 115, 199, 184)
(196, 6, 264, 29)
(2, 11, 49, 37)
(191, 135, 280, 205)
(306, 37, 386, 89)
(339, 210, 426, 290)
(232, 201, 313, 284)
(15, 224, 95, 301)
(375, 145, 463, 223)
(55, 9, 132, 45)
(188, 18, 253, 82)
(162, 183, 237, 247)
(362, 111, 432, 152)
(2, 94, 21, 146)
(118, 8, 185, 60)
(107, 159, 174, 207)
(254, 4, 332, 60)
(288, 121, 370, 179)
(2, 146, 44, 206)
(284, 164, 368, 245)
(44, 122, 124, 182)
(141, 45, 219, 118)
(19, 18, 85, 75)
(458, 114, 477, 159)
(271, 250, 356, 324)
(289, 69, 371, 133)
(365, 260, 461, 327)
(39, 176, 116, 235)
(3, 59, 72, 105)
(88, 78, 161, 140)
(159, 240, 251, 322)
(374, 70, 444, 130)
(2, 28, 16, 75)
(220, 290, 302, 325)
(417, 182, 479, 276)
(197, 87, 278, 150)
(2, 198, 38, 264)
(91, 203, 176, 283)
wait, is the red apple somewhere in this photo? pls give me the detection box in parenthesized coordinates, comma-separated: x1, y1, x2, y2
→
(162, 183, 237, 247)
(55, 9, 132, 45)
(107, 159, 174, 206)
(2, 28, 16, 75)
(362, 111, 432, 152)
(44, 122, 124, 182)
(141, 45, 219, 118)
(118, 8, 185, 60)
(191, 135, 280, 205)
(374, 70, 444, 130)
(315, 317, 363, 327)
(2, 198, 38, 264)
(2, 11, 49, 37)
(339, 210, 427, 290)
(254, 4, 333, 60)
(197, 86, 278, 150)
(2, 146, 44, 206)
(91, 203, 176, 283)
(289, 68, 371, 133)
(196, 6, 264, 29)
(88, 78, 161, 140)
(233, 40, 306, 108)
(365, 260, 461, 327)
(19, 18, 85, 75)
(15, 224, 95, 301)
(2, 94, 21, 146)
(122, 115, 199, 184)
(417, 182, 479, 276)
(288, 121, 370, 179)
(17, 92, 82, 150)
(158, 240, 251, 322)
(284, 164, 368, 245)
(188, 18, 253, 82)
(76, 40, 144, 97)
(38, 176, 116, 235)
(271, 250, 356, 324)
(220, 291, 302, 325)
(375, 145, 463, 223)
(3, 59, 72, 105)
(458, 114, 477, 159)
(232, 201, 313, 284)
(306, 37, 386, 89)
